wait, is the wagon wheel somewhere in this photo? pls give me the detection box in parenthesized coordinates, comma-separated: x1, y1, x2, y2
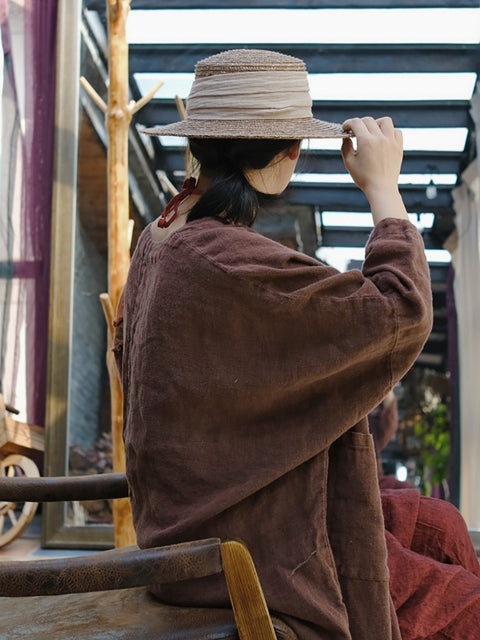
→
(0, 455, 40, 548)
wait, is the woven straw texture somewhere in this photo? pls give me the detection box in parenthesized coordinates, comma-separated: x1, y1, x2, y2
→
(195, 48, 306, 76)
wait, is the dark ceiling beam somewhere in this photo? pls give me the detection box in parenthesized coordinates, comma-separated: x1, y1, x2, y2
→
(429, 264, 450, 283)
(432, 314, 447, 333)
(430, 208, 456, 239)
(286, 183, 453, 210)
(136, 99, 472, 130)
(301, 151, 461, 175)
(421, 339, 448, 357)
(86, 0, 480, 9)
(155, 147, 462, 176)
(349, 260, 449, 283)
(129, 43, 480, 74)
(321, 228, 445, 249)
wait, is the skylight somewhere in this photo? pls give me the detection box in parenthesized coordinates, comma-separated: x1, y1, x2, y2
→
(316, 247, 451, 272)
(126, 9, 480, 45)
(304, 129, 469, 152)
(320, 212, 435, 229)
(135, 72, 476, 102)
(307, 73, 476, 102)
(293, 174, 458, 186)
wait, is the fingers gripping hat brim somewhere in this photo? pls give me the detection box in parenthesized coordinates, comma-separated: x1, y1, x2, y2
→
(141, 49, 351, 141)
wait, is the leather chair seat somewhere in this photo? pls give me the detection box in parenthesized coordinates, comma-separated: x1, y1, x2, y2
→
(0, 586, 297, 640)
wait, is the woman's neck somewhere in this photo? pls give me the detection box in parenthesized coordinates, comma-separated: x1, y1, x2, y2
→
(150, 174, 210, 242)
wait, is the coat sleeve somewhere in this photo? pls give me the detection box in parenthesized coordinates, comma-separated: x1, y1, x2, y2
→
(247, 217, 434, 441)
(361, 217, 433, 386)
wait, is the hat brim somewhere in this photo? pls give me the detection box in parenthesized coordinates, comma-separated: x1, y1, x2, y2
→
(141, 118, 352, 140)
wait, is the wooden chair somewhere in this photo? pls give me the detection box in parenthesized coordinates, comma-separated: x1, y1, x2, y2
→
(0, 473, 297, 640)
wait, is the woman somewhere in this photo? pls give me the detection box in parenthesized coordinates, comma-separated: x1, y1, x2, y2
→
(114, 49, 433, 640)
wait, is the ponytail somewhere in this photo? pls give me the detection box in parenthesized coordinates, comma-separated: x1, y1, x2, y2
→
(187, 138, 298, 227)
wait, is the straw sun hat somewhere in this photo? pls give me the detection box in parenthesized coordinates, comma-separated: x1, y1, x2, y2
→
(142, 49, 350, 140)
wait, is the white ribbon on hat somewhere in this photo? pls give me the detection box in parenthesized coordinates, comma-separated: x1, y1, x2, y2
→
(186, 71, 313, 120)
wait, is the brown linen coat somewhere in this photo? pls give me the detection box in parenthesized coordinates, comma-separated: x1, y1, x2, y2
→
(115, 216, 433, 640)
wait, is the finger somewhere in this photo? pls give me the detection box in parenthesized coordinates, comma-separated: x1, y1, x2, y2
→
(376, 117, 395, 137)
(394, 128, 403, 147)
(361, 116, 381, 135)
(341, 136, 355, 163)
(343, 118, 370, 141)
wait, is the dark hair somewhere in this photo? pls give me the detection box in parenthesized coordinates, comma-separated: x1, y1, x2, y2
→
(187, 138, 299, 227)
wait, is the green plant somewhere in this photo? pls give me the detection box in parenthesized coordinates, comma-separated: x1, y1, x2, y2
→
(414, 402, 450, 497)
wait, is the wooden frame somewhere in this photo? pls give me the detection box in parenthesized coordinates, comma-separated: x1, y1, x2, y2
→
(43, 0, 114, 549)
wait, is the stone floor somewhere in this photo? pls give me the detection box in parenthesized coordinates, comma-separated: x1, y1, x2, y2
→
(0, 514, 99, 561)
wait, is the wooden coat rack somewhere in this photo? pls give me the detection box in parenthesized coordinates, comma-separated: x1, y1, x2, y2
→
(80, 0, 163, 547)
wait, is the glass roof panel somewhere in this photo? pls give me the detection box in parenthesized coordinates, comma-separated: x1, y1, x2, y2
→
(293, 174, 458, 185)
(320, 212, 435, 229)
(126, 9, 480, 45)
(305, 128, 468, 152)
(307, 73, 476, 101)
(135, 72, 477, 102)
(317, 247, 451, 272)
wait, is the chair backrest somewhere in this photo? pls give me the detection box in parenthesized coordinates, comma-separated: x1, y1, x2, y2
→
(0, 472, 290, 640)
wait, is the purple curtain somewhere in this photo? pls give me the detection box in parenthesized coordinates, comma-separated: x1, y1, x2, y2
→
(0, 0, 58, 425)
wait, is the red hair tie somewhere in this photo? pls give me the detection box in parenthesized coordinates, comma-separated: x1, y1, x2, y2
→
(157, 177, 203, 228)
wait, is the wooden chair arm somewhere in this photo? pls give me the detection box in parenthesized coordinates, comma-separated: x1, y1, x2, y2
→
(0, 472, 128, 502)
(222, 540, 277, 640)
(0, 538, 222, 597)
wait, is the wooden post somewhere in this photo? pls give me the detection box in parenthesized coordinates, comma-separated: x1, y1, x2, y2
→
(81, 0, 163, 548)
(102, 0, 135, 548)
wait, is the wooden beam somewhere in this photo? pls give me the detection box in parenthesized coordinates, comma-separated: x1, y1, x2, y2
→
(420, 337, 447, 356)
(429, 264, 450, 283)
(87, 0, 480, 9)
(298, 151, 462, 176)
(348, 260, 449, 280)
(156, 147, 463, 176)
(286, 183, 454, 210)
(137, 98, 472, 130)
(129, 43, 480, 74)
(321, 228, 447, 250)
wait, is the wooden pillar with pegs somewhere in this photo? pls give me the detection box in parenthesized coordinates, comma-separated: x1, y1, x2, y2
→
(81, 0, 163, 547)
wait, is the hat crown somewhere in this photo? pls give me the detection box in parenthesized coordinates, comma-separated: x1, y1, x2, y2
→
(195, 49, 306, 78)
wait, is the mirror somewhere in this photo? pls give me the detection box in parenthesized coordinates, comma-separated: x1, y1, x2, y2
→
(43, 0, 113, 547)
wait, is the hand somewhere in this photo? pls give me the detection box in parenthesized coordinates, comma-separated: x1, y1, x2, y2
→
(341, 117, 408, 225)
(341, 117, 403, 200)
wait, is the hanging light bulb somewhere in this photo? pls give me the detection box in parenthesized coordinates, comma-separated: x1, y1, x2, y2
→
(426, 178, 437, 200)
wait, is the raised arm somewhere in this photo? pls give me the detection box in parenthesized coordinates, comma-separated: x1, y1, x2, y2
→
(342, 116, 409, 226)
